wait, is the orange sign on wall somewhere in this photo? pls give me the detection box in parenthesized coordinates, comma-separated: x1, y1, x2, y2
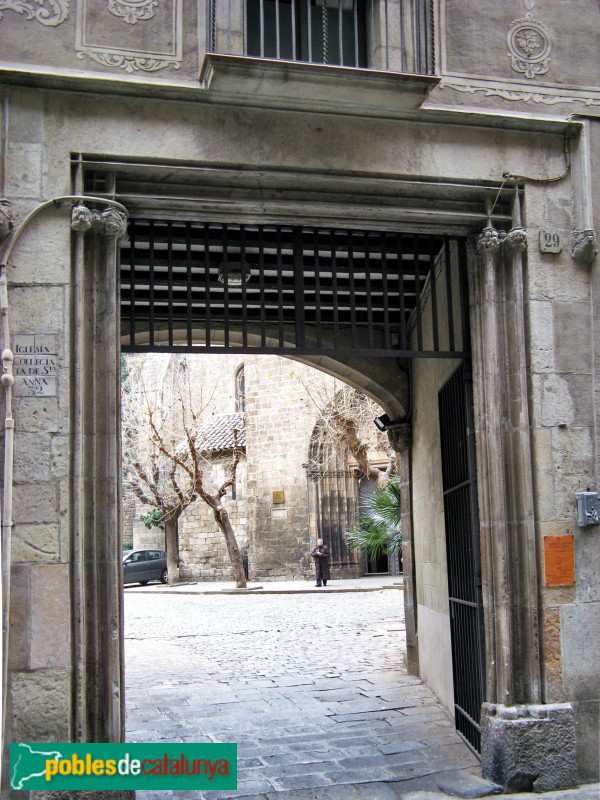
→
(544, 534, 575, 586)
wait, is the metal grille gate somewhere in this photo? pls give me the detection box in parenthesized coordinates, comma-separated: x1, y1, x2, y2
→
(438, 364, 485, 753)
(120, 217, 483, 744)
(121, 221, 470, 358)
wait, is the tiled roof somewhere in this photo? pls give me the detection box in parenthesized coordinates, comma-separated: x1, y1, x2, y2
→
(196, 413, 246, 453)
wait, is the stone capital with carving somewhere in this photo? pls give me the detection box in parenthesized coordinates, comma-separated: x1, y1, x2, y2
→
(477, 226, 502, 255)
(387, 423, 412, 454)
(505, 226, 528, 253)
(71, 203, 94, 233)
(0, 199, 14, 242)
(570, 229, 597, 268)
(71, 205, 128, 240)
(100, 208, 128, 240)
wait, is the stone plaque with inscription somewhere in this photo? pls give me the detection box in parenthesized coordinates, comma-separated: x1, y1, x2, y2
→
(13, 334, 58, 397)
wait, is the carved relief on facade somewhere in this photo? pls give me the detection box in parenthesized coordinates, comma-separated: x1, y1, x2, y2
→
(70, 204, 129, 239)
(0, 0, 69, 26)
(571, 229, 597, 268)
(438, 82, 600, 108)
(507, 0, 551, 79)
(76, 0, 182, 73)
(0, 199, 14, 242)
(106, 0, 158, 24)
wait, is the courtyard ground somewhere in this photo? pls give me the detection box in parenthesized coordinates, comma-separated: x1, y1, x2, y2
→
(124, 580, 599, 800)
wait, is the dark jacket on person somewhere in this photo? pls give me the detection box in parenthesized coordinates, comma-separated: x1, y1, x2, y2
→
(311, 544, 330, 580)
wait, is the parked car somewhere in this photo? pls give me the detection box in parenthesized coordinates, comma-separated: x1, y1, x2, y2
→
(123, 549, 168, 586)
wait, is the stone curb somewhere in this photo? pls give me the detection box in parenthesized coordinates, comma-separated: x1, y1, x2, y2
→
(125, 583, 404, 596)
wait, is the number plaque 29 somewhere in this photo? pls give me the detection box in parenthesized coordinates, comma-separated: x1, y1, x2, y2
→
(539, 229, 562, 254)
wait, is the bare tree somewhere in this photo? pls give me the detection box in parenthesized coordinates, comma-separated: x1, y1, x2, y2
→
(121, 356, 247, 588)
(295, 368, 396, 485)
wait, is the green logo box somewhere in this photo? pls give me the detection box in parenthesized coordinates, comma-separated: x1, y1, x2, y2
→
(10, 742, 237, 790)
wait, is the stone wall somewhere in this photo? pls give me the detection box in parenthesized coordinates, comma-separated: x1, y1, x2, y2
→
(410, 246, 464, 712)
(411, 356, 460, 714)
(525, 177, 600, 780)
(179, 457, 249, 581)
(244, 355, 352, 581)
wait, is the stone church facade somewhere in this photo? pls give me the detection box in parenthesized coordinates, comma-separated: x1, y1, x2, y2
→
(1, 0, 599, 792)
(129, 353, 391, 582)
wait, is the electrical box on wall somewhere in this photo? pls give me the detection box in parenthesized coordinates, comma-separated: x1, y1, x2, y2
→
(576, 491, 600, 527)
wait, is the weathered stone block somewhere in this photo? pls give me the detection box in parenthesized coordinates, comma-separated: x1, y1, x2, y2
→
(551, 427, 594, 518)
(480, 702, 578, 792)
(530, 428, 556, 521)
(8, 212, 71, 285)
(12, 431, 51, 482)
(12, 523, 61, 563)
(553, 302, 592, 373)
(14, 396, 61, 433)
(572, 699, 600, 781)
(5, 142, 44, 198)
(30, 564, 71, 669)
(575, 531, 600, 603)
(8, 564, 31, 670)
(12, 482, 58, 524)
(528, 301, 555, 373)
(11, 669, 71, 742)
(10, 286, 65, 333)
(561, 602, 600, 701)
(542, 607, 564, 702)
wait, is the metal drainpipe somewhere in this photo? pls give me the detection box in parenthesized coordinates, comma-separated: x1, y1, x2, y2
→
(0, 194, 128, 763)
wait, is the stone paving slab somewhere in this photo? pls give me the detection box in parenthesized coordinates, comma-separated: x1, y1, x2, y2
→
(124, 590, 598, 800)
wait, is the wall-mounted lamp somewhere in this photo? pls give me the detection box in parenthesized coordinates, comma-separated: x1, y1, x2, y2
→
(374, 414, 407, 432)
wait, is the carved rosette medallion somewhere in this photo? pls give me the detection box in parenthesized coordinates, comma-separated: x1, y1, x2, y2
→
(507, 0, 551, 80)
(0, 0, 69, 25)
(107, 0, 158, 24)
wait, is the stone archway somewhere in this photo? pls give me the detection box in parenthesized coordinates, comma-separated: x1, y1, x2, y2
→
(70, 173, 577, 790)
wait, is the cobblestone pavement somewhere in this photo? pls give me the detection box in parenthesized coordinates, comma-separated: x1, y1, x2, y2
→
(124, 589, 599, 800)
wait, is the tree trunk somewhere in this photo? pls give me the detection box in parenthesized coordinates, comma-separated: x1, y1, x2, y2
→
(164, 513, 180, 585)
(214, 507, 247, 588)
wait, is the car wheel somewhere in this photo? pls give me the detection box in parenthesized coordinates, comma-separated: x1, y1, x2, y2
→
(139, 581, 148, 586)
(160, 568, 168, 584)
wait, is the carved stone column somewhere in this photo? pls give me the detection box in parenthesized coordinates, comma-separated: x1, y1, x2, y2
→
(70, 206, 128, 744)
(469, 219, 576, 790)
(387, 422, 418, 675)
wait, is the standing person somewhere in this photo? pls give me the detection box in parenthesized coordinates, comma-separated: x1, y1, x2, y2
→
(311, 538, 330, 587)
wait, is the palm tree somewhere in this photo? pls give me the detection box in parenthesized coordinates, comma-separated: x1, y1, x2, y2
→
(345, 480, 402, 562)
